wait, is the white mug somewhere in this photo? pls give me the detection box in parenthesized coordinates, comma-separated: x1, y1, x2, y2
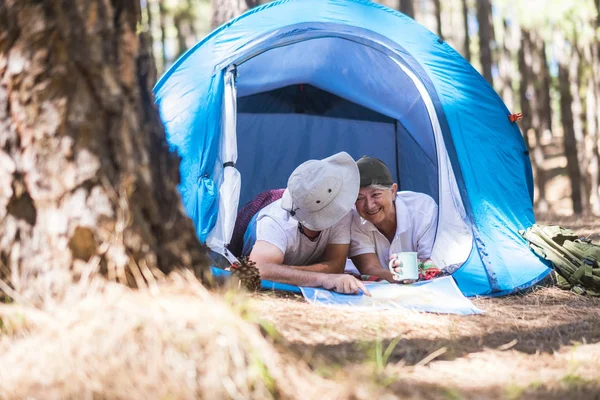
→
(388, 252, 419, 281)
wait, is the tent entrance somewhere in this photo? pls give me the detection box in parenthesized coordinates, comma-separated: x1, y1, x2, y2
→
(212, 35, 473, 271)
(236, 84, 406, 206)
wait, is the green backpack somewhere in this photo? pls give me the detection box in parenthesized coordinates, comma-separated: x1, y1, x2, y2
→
(520, 224, 600, 296)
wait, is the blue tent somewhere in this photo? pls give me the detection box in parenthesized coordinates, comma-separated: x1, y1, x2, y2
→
(154, 0, 550, 296)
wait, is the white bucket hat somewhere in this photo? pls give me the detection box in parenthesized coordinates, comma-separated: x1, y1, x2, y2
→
(281, 152, 359, 231)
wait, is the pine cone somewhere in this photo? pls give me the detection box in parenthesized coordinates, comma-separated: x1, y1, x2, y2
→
(229, 257, 261, 292)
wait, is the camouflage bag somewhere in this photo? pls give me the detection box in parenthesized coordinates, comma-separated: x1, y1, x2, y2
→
(520, 224, 600, 296)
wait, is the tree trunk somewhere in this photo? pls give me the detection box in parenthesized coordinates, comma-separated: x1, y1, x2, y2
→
(593, 0, 600, 214)
(173, 1, 199, 60)
(433, 0, 443, 40)
(187, 0, 198, 40)
(211, 0, 259, 29)
(518, 30, 533, 150)
(569, 43, 589, 213)
(462, 0, 471, 62)
(530, 32, 551, 213)
(158, 0, 168, 72)
(0, 0, 209, 300)
(173, 12, 187, 59)
(400, 0, 415, 18)
(518, 29, 548, 212)
(145, 0, 154, 35)
(539, 40, 553, 137)
(476, 0, 494, 86)
(586, 55, 600, 215)
(558, 56, 584, 214)
(498, 19, 514, 111)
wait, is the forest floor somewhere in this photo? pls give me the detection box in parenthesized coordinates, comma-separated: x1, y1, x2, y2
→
(0, 219, 598, 400)
(248, 213, 600, 400)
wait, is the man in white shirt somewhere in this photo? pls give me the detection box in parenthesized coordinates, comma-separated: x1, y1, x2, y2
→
(349, 156, 438, 283)
(246, 152, 371, 295)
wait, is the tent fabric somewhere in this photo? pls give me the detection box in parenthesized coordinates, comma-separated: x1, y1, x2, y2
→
(154, 0, 550, 296)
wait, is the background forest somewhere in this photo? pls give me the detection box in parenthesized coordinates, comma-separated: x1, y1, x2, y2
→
(2, 2, 600, 398)
(143, 0, 600, 216)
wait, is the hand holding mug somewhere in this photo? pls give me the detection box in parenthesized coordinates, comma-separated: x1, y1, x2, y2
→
(388, 252, 419, 284)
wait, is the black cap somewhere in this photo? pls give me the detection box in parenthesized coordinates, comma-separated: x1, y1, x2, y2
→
(356, 156, 394, 187)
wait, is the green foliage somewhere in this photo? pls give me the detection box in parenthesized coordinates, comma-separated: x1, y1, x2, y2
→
(443, 387, 463, 400)
(560, 373, 593, 388)
(373, 336, 402, 375)
(250, 354, 278, 397)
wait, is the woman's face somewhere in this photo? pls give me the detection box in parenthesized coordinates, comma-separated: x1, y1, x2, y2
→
(354, 184, 397, 226)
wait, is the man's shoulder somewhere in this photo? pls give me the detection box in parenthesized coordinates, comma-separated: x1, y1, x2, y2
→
(257, 200, 296, 232)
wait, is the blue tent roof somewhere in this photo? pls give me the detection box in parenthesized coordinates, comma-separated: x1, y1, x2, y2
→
(154, 0, 550, 296)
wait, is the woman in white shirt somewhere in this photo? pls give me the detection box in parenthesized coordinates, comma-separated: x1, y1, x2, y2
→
(349, 156, 438, 283)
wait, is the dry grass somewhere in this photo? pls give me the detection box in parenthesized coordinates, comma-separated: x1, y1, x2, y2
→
(0, 274, 340, 400)
(248, 286, 600, 399)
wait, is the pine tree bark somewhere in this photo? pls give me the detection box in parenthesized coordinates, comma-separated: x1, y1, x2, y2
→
(530, 32, 550, 212)
(558, 52, 584, 214)
(586, 52, 600, 215)
(145, 0, 154, 36)
(433, 0, 443, 40)
(211, 0, 259, 29)
(518, 30, 533, 151)
(592, 0, 600, 214)
(174, 12, 187, 59)
(539, 41, 553, 136)
(518, 29, 548, 212)
(158, 0, 168, 72)
(476, 0, 494, 86)
(462, 0, 471, 62)
(400, 0, 415, 18)
(569, 44, 589, 213)
(498, 19, 514, 111)
(0, 0, 209, 300)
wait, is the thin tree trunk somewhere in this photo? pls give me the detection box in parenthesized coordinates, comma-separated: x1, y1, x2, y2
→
(531, 32, 550, 212)
(558, 53, 584, 214)
(476, 0, 494, 86)
(462, 0, 471, 62)
(400, 0, 415, 18)
(145, 0, 154, 34)
(173, 13, 187, 59)
(143, 0, 156, 72)
(173, 1, 198, 59)
(211, 0, 259, 29)
(433, 0, 443, 40)
(498, 19, 514, 111)
(570, 43, 589, 213)
(158, 0, 168, 71)
(519, 29, 548, 212)
(378, 0, 400, 10)
(540, 41, 553, 137)
(586, 54, 600, 215)
(0, 0, 209, 300)
(186, 0, 198, 41)
(593, 0, 600, 214)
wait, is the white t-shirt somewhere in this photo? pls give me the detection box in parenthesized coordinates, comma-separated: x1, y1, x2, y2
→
(349, 191, 438, 270)
(255, 199, 352, 266)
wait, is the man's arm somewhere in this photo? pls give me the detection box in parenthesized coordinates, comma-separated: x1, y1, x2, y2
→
(351, 252, 396, 283)
(249, 240, 370, 295)
(291, 243, 348, 274)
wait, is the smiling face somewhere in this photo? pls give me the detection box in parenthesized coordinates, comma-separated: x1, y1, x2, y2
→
(355, 184, 398, 227)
